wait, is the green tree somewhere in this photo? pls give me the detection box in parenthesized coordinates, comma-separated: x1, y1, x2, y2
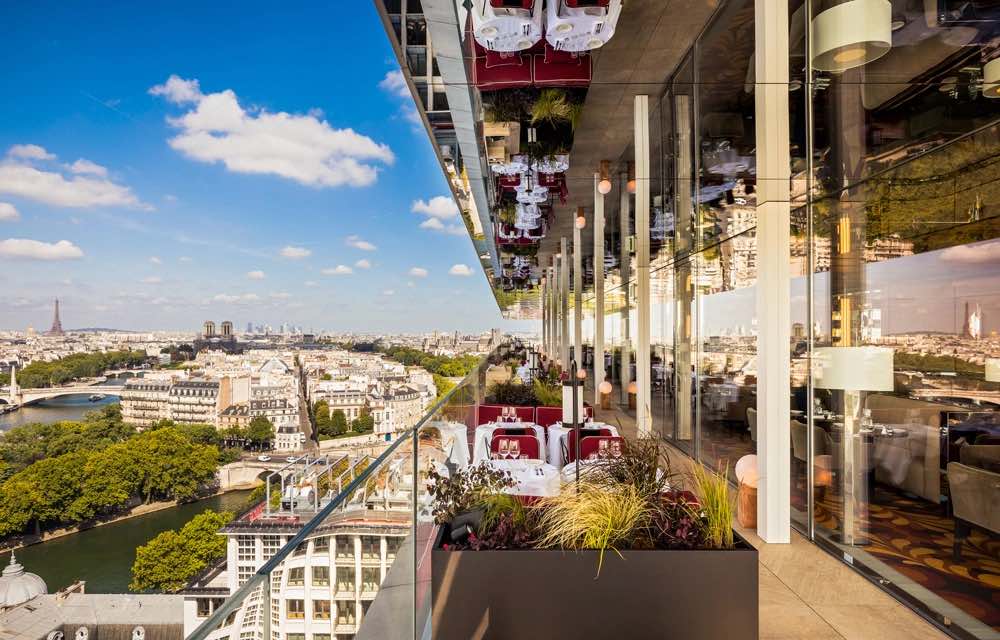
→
(247, 416, 275, 448)
(330, 410, 348, 436)
(130, 509, 233, 592)
(130, 429, 218, 502)
(351, 410, 374, 434)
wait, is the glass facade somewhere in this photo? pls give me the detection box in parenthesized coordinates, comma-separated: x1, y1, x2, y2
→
(586, 0, 1000, 636)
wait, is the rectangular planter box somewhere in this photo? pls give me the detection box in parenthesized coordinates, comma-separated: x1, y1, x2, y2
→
(430, 527, 758, 640)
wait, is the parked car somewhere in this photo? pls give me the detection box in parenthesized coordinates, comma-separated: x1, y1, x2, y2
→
(286, 456, 299, 463)
(257, 455, 271, 462)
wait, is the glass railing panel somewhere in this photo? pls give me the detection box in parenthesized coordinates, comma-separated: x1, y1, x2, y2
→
(187, 343, 506, 640)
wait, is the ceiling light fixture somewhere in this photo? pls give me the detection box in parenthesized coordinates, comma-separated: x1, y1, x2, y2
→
(597, 160, 612, 195)
(811, 0, 892, 72)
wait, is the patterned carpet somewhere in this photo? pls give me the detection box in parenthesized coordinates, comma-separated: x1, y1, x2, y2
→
(797, 484, 1000, 631)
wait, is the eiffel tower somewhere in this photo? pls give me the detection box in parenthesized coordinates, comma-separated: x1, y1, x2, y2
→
(47, 298, 64, 336)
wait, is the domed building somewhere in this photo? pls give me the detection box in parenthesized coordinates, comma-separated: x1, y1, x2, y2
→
(0, 553, 46, 609)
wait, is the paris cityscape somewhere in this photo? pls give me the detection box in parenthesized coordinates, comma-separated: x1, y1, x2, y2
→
(2, 0, 1000, 639)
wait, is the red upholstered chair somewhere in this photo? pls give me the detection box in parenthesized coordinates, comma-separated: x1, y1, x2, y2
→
(490, 434, 542, 460)
(473, 41, 532, 90)
(532, 43, 592, 88)
(535, 406, 562, 428)
(512, 406, 535, 422)
(564, 427, 613, 463)
(565, 0, 611, 6)
(491, 0, 534, 7)
(497, 174, 521, 191)
(477, 404, 505, 425)
(579, 435, 624, 461)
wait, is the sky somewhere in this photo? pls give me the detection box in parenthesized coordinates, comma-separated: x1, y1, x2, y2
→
(0, 2, 516, 333)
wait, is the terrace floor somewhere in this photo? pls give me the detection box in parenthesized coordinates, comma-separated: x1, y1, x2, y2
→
(595, 401, 949, 640)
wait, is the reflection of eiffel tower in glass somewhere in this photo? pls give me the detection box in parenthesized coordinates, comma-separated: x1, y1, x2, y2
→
(47, 298, 64, 336)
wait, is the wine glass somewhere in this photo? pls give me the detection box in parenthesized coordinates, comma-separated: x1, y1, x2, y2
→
(510, 439, 521, 460)
(499, 438, 510, 459)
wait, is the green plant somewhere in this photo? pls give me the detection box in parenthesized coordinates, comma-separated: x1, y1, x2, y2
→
(588, 437, 674, 500)
(691, 463, 734, 549)
(535, 481, 652, 576)
(530, 89, 574, 126)
(495, 201, 517, 225)
(531, 378, 561, 407)
(427, 463, 515, 525)
(486, 380, 537, 406)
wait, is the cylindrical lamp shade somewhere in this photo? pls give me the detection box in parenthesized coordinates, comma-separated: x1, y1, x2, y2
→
(986, 358, 1000, 382)
(811, 0, 892, 72)
(562, 382, 586, 424)
(984, 58, 1000, 99)
(813, 346, 894, 391)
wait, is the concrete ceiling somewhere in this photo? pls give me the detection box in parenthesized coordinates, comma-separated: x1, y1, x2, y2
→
(536, 0, 721, 276)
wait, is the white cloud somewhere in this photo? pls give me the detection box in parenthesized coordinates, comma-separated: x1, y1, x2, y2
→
(164, 194, 179, 203)
(141, 276, 163, 284)
(0, 238, 83, 260)
(0, 144, 149, 209)
(303, 280, 318, 287)
(412, 196, 459, 219)
(280, 245, 311, 259)
(179, 256, 192, 263)
(382, 289, 395, 296)
(378, 70, 410, 98)
(247, 270, 266, 280)
(402, 104, 422, 125)
(354, 258, 371, 269)
(150, 75, 394, 188)
(68, 159, 108, 177)
(148, 75, 203, 104)
(7, 144, 54, 161)
(346, 235, 376, 251)
(270, 291, 292, 299)
(149, 256, 162, 265)
(408, 267, 428, 278)
(0, 203, 19, 221)
(322, 265, 353, 276)
(151, 297, 169, 305)
(940, 239, 1000, 265)
(419, 217, 466, 236)
(211, 292, 260, 304)
(449, 263, 473, 276)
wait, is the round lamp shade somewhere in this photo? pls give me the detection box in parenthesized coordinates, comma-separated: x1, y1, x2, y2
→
(735, 454, 758, 488)
(599, 381, 612, 394)
(627, 381, 638, 394)
(983, 58, 1000, 99)
(598, 179, 612, 195)
(627, 178, 637, 194)
(811, 0, 892, 72)
(576, 368, 587, 380)
(575, 215, 586, 229)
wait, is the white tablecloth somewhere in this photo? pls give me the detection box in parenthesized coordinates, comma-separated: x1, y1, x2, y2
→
(547, 422, 619, 469)
(489, 459, 561, 497)
(472, 422, 547, 464)
(432, 421, 470, 470)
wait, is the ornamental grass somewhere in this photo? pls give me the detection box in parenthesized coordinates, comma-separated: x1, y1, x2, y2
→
(534, 481, 652, 576)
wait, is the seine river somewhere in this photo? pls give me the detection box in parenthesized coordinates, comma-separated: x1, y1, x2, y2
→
(0, 389, 251, 593)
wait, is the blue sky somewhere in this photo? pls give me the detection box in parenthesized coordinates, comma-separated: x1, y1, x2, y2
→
(0, 2, 512, 333)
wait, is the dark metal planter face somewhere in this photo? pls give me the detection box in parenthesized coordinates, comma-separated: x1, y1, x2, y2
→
(430, 532, 759, 640)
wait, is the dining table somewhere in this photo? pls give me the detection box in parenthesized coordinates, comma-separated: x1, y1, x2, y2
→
(472, 421, 547, 464)
(547, 422, 620, 469)
(432, 421, 471, 470)
(488, 459, 561, 497)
